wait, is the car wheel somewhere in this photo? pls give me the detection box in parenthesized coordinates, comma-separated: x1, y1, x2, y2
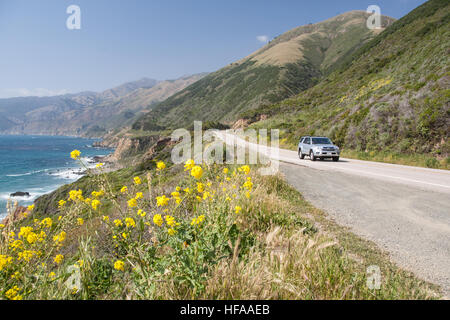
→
(310, 151, 316, 161)
(333, 157, 340, 162)
(298, 149, 305, 159)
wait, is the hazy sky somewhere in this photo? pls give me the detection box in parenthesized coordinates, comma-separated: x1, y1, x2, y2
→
(0, 0, 428, 98)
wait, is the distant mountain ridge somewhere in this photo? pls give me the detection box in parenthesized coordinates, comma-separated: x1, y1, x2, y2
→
(0, 74, 207, 137)
(132, 11, 395, 131)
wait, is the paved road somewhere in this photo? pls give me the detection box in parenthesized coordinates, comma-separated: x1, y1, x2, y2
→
(215, 131, 450, 296)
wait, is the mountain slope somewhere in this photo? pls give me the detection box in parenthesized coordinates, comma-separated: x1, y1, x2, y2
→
(133, 11, 395, 131)
(245, 0, 450, 167)
(0, 74, 206, 136)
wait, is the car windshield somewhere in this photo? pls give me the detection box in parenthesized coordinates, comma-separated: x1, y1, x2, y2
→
(312, 137, 332, 145)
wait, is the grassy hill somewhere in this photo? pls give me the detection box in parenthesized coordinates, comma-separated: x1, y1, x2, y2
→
(0, 148, 438, 299)
(244, 0, 450, 168)
(133, 11, 394, 131)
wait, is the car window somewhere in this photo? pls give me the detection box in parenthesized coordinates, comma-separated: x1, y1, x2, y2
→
(312, 137, 332, 144)
(304, 138, 310, 144)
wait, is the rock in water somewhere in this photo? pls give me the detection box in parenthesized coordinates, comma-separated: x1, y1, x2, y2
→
(10, 191, 30, 197)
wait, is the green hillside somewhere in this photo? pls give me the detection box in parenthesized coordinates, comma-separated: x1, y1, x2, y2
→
(245, 0, 450, 168)
(133, 11, 394, 131)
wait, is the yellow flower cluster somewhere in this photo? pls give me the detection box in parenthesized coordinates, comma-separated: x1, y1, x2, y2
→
(156, 195, 169, 207)
(69, 189, 83, 202)
(0, 254, 13, 271)
(70, 149, 81, 160)
(114, 260, 125, 271)
(153, 214, 163, 227)
(191, 166, 203, 179)
(5, 286, 22, 300)
(54, 254, 64, 265)
(238, 165, 250, 175)
(190, 215, 205, 226)
(156, 161, 166, 171)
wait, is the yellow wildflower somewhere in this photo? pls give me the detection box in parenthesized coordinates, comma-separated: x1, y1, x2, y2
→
(235, 206, 242, 214)
(191, 215, 206, 226)
(239, 165, 250, 175)
(223, 168, 229, 174)
(135, 192, 143, 200)
(102, 215, 110, 222)
(77, 218, 84, 226)
(18, 226, 33, 239)
(243, 180, 253, 191)
(40, 217, 52, 228)
(156, 195, 169, 207)
(114, 260, 125, 271)
(27, 204, 35, 212)
(167, 228, 176, 236)
(5, 286, 21, 300)
(165, 215, 176, 227)
(54, 254, 64, 265)
(53, 231, 66, 244)
(120, 186, 128, 193)
(125, 217, 136, 228)
(137, 209, 147, 217)
(70, 149, 81, 160)
(91, 199, 101, 211)
(26, 232, 38, 244)
(114, 219, 123, 227)
(58, 200, 67, 208)
(156, 161, 166, 170)
(91, 190, 105, 198)
(128, 198, 138, 208)
(134, 176, 142, 185)
(68, 189, 83, 201)
(18, 250, 36, 262)
(197, 183, 205, 193)
(153, 214, 163, 227)
(191, 165, 203, 179)
(203, 191, 212, 201)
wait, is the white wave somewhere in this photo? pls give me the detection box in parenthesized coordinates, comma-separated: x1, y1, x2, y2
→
(48, 168, 86, 180)
(6, 169, 50, 177)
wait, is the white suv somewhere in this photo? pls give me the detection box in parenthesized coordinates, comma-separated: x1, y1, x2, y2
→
(298, 136, 340, 162)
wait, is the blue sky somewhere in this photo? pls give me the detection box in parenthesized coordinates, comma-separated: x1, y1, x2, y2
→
(0, 0, 428, 98)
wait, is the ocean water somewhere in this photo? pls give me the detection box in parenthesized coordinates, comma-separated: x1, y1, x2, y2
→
(0, 135, 113, 220)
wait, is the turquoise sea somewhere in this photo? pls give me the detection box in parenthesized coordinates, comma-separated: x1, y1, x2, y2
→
(0, 135, 113, 220)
